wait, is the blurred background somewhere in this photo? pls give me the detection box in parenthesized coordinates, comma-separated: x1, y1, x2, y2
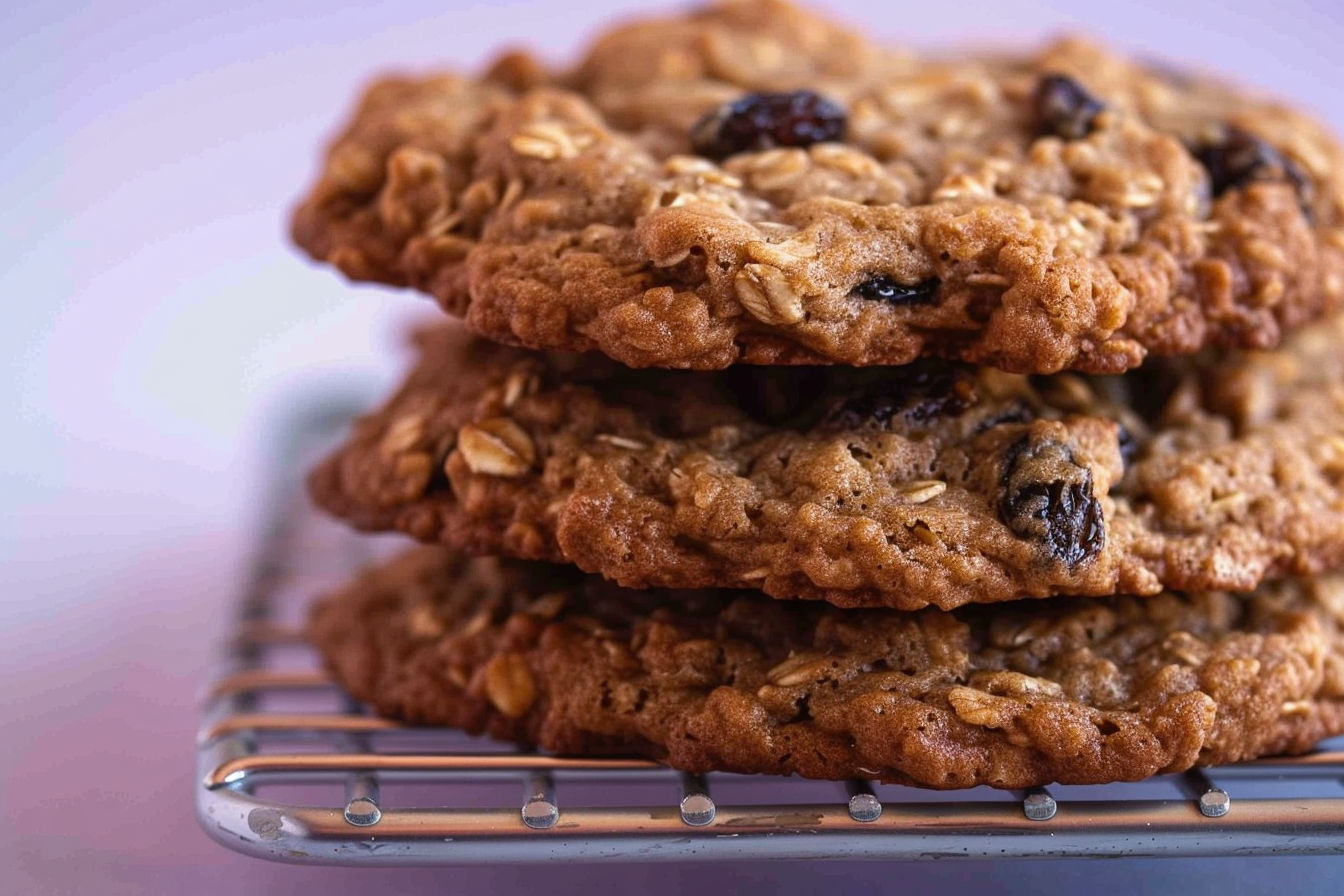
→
(5, 0, 1343, 892)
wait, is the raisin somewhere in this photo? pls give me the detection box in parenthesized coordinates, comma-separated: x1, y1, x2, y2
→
(818, 363, 975, 430)
(1034, 74, 1105, 140)
(1192, 125, 1312, 212)
(999, 437, 1105, 565)
(824, 392, 963, 429)
(852, 275, 940, 305)
(690, 90, 847, 159)
(971, 403, 1037, 434)
(904, 387, 974, 424)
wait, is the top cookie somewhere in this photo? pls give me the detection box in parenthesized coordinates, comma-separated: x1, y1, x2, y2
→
(292, 0, 1344, 373)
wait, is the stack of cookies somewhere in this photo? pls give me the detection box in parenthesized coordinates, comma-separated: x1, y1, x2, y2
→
(291, 0, 1344, 788)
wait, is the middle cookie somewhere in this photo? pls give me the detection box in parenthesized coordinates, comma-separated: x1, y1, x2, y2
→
(312, 314, 1344, 610)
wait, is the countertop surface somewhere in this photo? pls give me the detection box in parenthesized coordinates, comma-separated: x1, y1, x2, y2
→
(6, 1, 1344, 891)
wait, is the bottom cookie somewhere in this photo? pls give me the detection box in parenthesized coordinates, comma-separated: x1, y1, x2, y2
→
(309, 548, 1344, 789)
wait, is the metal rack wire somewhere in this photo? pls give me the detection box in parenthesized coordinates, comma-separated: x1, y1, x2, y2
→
(196, 399, 1344, 864)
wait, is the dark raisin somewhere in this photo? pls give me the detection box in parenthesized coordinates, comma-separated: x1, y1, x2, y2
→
(852, 275, 940, 305)
(903, 387, 974, 424)
(818, 362, 975, 430)
(1115, 422, 1137, 466)
(999, 437, 1105, 565)
(1191, 125, 1312, 213)
(823, 392, 963, 430)
(971, 402, 1037, 434)
(689, 90, 847, 159)
(1034, 73, 1106, 140)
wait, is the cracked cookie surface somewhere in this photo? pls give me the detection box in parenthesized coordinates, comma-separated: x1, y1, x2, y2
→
(309, 547, 1344, 788)
(310, 314, 1344, 609)
(291, 0, 1344, 373)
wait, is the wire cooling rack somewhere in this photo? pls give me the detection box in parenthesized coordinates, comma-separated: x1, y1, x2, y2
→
(197, 398, 1344, 863)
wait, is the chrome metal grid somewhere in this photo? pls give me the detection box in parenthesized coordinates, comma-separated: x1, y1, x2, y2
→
(196, 400, 1344, 863)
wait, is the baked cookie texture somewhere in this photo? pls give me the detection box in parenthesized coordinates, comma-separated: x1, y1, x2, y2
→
(309, 314, 1344, 610)
(309, 547, 1344, 788)
(291, 0, 1344, 373)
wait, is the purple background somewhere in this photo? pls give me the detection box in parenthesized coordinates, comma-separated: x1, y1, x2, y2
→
(6, 0, 1344, 892)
